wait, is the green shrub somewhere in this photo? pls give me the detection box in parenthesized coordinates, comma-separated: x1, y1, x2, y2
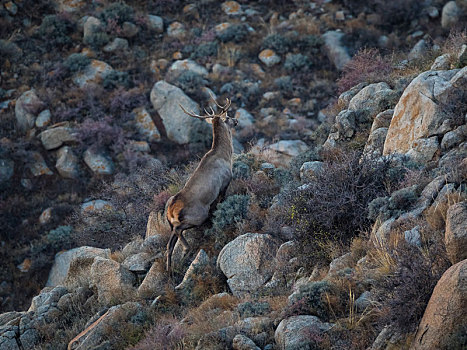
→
(274, 76, 293, 92)
(188, 117, 213, 154)
(262, 34, 292, 54)
(38, 14, 74, 49)
(284, 54, 311, 72)
(205, 194, 250, 248)
(367, 196, 390, 221)
(84, 31, 110, 49)
(63, 53, 90, 73)
(287, 280, 334, 320)
(47, 225, 73, 249)
(217, 24, 248, 43)
(232, 160, 250, 180)
(176, 71, 207, 94)
(103, 70, 132, 90)
(101, 2, 134, 25)
(191, 42, 218, 60)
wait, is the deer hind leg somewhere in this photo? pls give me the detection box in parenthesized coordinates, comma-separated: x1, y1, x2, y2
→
(166, 232, 178, 272)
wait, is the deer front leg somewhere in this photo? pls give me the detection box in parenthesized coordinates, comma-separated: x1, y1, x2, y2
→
(166, 232, 178, 273)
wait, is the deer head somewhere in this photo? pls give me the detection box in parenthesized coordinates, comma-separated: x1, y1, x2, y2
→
(179, 95, 237, 127)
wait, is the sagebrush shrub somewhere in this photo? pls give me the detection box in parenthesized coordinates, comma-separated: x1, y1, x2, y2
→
(101, 2, 134, 25)
(286, 151, 393, 265)
(191, 42, 218, 60)
(38, 14, 74, 49)
(103, 70, 132, 90)
(63, 53, 90, 74)
(217, 24, 248, 43)
(284, 54, 311, 72)
(337, 48, 392, 94)
(262, 34, 292, 54)
(47, 225, 73, 250)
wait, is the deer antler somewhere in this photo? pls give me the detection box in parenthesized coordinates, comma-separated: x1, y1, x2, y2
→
(208, 92, 231, 113)
(179, 104, 211, 120)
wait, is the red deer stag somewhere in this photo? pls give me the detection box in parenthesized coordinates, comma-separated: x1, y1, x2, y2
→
(165, 97, 237, 272)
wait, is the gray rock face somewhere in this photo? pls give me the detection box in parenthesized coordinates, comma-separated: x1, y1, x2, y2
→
(39, 126, 75, 150)
(28, 286, 68, 312)
(218, 233, 279, 297)
(122, 252, 153, 273)
(408, 39, 429, 61)
(58, 0, 85, 12)
(431, 54, 451, 70)
(0, 325, 20, 350)
(83, 16, 103, 43)
(168, 59, 209, 78)
(55, 146, 79, 179)
(348, 82, 395, 118)
(83, 148, 114, 175)
(441, 1, 461, 29)
(90, 257, 136, 305)
(15, 90, 44, 131)
(46, 246, 110, 287)
(103, 37, 129, 53)
(35, 109, 51, 128)
(275, 315, 333, 350)
(322, 31, 351, 70)
(232, 334, 261, 350)
(445, 201, 467, 264)
(235, 108, 255, 128)
(384, 68, 466, 159)
(150, 80, 205, 144)
(176, 249, 210, 292)
(259, 49, 281, 67)
(364, 127, 388, 157)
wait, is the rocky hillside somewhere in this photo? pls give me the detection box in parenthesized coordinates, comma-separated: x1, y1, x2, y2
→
(0, 0, 466, 349)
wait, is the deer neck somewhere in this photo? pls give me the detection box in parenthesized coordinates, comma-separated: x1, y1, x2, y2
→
(211, 118, 233, 160)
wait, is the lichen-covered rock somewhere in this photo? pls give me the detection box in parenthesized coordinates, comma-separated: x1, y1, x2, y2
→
(57, 0, 85, 12)
(169, 59, 209, 78)
(222, 1, 242, 16)
(122, 252, 153, 273)
(81, 199, 114, 215)
(39, 126, 75, 150)
(133, 107, 161, 142)
(176, 249, 211, 298)
(90, 257, 136, 305)
(218, 233, 279, 297)
(234, 108, 254, 128)
(411, 259, 467, 350)
(408, 39, 429, 62)
(27, 152, 53, 176)
(28, 286, 68, 312)
(83, 16, 102, 43)
(431, 54, 452, 70)
(15, 90, 44, 131)
(83, 148, 114, 175)
(55, 146, 79, 179)
(46, 246, 110, 287)
(0, 325, 20, 350)
(259, 49, 281, 67)
(35, 109, 51, 128)
(370, 109, 393, 133)
(275, 315, 333, 350)
(73, 59, 113, 88)
(445, 202, 467, 264)
(150, 80, 205, 144)
(167, 21, 186, 38)
(103, 37, 129, 53)
(364, 127, 388, 157)
(232, 334, 261, 350)
(383, 68, 466, 157)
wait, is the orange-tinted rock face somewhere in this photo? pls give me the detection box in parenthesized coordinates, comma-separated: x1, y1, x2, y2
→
(411, 259, 467, 350)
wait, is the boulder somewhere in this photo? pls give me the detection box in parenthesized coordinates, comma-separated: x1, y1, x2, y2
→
(441, 1, 461, 29)
(275, 315, 333, 350)
(408, 39, 429, 62)
(370, 109, 393, 133)
(383, 68, 466, 157)
(28, 286, 68, 312)
(348, 82, 395, 118)
(73, 60, 113, 88)
(103, 38, 129, 53)
(121, 21, 139, 38)
(137, 260, 167, 298)
(67, 302, 141, 350)
(81, 199, 114, 215)
(90, 257, 136, 305)
(258, 49, 281, 67)
(364, 127, 388, 157)
(217, 233, 279, 297)
(150, 80, 205, 144)
(57, 0, 85, 12)
(167, 21, 186, 38)
(0, 325, 20, 350)
(46, 246, 110, 287)
(168, 59, 209, 78)
(176, 249, 210, 291)
(55, 146, 79, 179)
(133, 107, 161, 142)
(147, 15, 163, 33)
(300, 161, 324, 181)
(39, 126, 75, 150)
(445, 202, 467, 264)
(322, 31, 351, 70)
(232, 334, 260, 350)
(431, 54, 452, 70)
(83, 148, 114, 175)
(411, 259, 467, 350)
(253, 140, 309, 167)
(35, 109, 51, 128)
(27, 152, 53, 176)
(338, 82, 367, 108)
(83, 17, 102, 43)
(122, 252, 153, 273)
(222, 1, 242, 15)
(234, 108, 254, 128)
(15, 90, 44, 131)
